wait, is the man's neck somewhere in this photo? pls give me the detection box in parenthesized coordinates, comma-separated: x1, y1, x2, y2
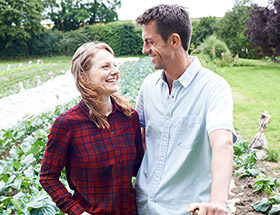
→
(164, 52, 191, 93)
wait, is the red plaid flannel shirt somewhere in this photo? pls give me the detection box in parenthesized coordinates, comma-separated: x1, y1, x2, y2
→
(40, 99, 144, 215)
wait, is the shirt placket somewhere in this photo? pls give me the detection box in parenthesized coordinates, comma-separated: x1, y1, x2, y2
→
(148, 82, 177, 210)
(108, 115, 121, 211)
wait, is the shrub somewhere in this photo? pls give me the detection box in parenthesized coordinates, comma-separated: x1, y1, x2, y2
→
(194, 35, 233, 67)
(28, 30, 64, 56)
(61, 28, 91, 55)
(84, 22, 142, 56)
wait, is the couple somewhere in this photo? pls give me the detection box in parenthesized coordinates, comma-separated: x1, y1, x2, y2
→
(40, 4, 236, 215)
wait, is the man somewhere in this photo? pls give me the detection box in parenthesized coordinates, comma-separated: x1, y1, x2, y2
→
(135, 4, 237, 215)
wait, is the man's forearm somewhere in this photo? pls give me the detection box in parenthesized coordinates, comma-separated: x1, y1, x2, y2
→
(209, 130, 234, 207)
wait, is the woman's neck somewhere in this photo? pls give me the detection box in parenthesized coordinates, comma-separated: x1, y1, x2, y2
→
(101, 96, 113, 116)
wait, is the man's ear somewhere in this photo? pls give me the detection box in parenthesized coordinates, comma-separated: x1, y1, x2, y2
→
(168, 33, 181, 48)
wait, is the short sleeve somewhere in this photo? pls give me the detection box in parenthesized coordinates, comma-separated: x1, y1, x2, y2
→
(206, 78, 237, 142)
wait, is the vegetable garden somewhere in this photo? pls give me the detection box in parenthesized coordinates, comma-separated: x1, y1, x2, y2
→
(0, 56, 280, 214)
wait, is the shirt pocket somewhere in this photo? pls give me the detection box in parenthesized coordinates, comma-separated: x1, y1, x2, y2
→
(173, 115, 202, 150)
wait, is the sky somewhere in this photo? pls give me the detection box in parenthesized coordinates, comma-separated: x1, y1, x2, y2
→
(116, 0, 270, 20)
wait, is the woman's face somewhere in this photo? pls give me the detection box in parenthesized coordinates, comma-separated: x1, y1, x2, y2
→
(88, 50, 119, 97)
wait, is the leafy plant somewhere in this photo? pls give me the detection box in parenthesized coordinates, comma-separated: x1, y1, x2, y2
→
(254, 173, 280, 195)
(252, 195, 280, 215)
(264, 149, 279, 163)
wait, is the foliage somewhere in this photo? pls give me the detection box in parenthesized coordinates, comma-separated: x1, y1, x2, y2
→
(193, 35, 233, 67)
(1, 21, 143, 59)
(233, 139, 250, 156)
(254, 173, 280, 195)
(234, 149, 261, 178)
(264, 149, 279, 163)
(252, 195, 280, 214)
(48, 0, 121, 31)
(245, 0, 280, 61)
(191, 16, 217, 47)
(60, 28, 91, 55)
(232, 139, 264, 178)
(215, 0, 259, 58)
(0, 98, 79, 214)
(119, 57, 154, 106)
(0, 0, 45, 58)
(28, 30, 64, 56)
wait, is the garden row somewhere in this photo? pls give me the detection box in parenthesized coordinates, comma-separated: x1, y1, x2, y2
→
(0, 57, 153, 214)
(233, 140, 280, 214)
(0, 58, 70, 99)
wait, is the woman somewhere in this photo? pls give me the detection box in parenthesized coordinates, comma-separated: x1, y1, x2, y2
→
(40, 41, 144, 215)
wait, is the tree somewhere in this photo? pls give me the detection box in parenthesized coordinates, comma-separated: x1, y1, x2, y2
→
(191, 17, 217, 47)
(0, 0, 44, 57)
(245, 0, 280, 60)
(48, 0, 121, 31)
(215, 0, 258, 58)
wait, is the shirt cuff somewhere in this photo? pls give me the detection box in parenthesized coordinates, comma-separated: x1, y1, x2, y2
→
(67, 203, 86, 215)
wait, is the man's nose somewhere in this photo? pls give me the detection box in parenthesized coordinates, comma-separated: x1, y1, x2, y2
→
(142, 45, 150, 55)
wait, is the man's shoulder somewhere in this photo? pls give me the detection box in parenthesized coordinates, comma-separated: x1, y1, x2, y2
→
(198, 66, 229, 88)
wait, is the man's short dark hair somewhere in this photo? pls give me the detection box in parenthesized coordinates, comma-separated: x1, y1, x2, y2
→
(136, 4, 192, 51)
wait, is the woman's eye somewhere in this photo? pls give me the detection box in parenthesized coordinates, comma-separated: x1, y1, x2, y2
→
(102, 65, 109, 69)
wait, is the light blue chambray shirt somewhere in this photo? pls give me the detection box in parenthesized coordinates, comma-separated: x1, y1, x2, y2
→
(135, 56, 236, 215)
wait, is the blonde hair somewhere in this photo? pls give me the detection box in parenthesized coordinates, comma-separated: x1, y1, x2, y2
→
(71, 41, 132, 129)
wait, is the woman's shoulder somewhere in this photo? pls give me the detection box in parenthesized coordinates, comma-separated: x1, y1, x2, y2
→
(52, 102, 83, 126)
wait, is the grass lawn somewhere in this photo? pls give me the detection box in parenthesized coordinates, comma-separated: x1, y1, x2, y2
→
(218, 59, 280, 152)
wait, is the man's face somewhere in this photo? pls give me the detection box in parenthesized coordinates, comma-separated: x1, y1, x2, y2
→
(142, 21, 173, 70)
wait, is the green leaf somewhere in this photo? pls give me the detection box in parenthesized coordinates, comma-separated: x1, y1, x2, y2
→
(0, 160, 6, 175)
(269, 195, 280, 204)
(20, 154, 35, 167)
(13, 178, 22, 190)
(24, 166, 35, 178)
(251, 198, 270, 212)
(270, 204, 280, 215)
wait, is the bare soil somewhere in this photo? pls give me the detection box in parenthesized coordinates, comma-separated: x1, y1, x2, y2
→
(229, 161, 280, 215)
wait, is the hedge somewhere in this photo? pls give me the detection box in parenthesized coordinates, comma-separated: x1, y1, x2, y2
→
(0, 21, 143, 59)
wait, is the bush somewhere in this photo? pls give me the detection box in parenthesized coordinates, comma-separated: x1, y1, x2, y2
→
(61, 28, 91, 55)
(28, 30, 64, 56)
(85, 22, 142, 56)
(194, 35, 233, 67)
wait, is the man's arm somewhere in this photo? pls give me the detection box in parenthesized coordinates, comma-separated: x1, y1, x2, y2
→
(188, 129, 233, 215)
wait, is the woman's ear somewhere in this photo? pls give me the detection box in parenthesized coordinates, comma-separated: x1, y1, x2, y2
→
(80, 72, 88, 83)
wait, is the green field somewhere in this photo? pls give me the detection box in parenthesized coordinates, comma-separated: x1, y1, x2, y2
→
(0, 56, 72, 98)
(219, 59, 280, 152)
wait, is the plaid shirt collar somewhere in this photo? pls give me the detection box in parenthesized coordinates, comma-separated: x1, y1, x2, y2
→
(78, 97, 122, 119)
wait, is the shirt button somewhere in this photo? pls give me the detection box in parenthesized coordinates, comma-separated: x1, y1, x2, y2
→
(155, 177, 159, 181)
(150, 198, 153, 201)
(166, 116, 169, 119)
(111, 131, 114, 134)
(160, 157, 164, 161)
(163, 137, 167, 141)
